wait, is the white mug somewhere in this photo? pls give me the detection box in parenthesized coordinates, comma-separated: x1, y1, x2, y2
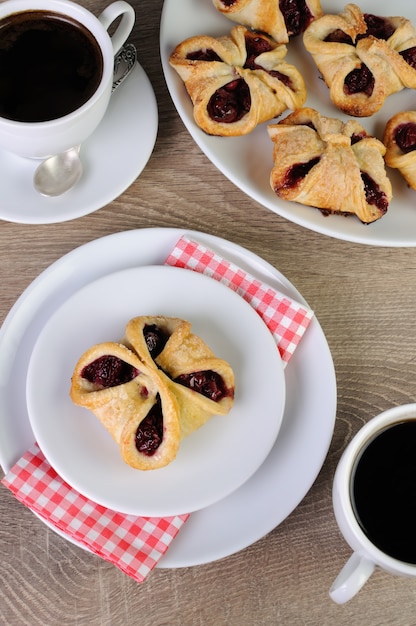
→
(330, 403, 416, 604)
(0, 0, 135, 158)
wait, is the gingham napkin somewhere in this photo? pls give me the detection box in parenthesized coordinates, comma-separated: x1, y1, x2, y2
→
(1, 235, 313, 583)
(165, 235, 314, 366)
(2, 443, 188, 583)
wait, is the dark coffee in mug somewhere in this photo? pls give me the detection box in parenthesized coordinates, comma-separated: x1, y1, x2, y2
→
(0, 10, 103, 122)
(351, 419, 416, 564)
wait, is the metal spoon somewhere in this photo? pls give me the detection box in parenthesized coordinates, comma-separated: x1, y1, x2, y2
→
(33, 43, 137, 197)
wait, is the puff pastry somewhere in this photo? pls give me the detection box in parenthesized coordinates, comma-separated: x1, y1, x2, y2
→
(70, 342, 181, 470)
(303, 4, 416, 117)
(212, 0, 323, 44)
(268, 107, 392, 223)
(383, 111, 416, 190)
(125, 316, 235, 438)
(70, 317, 235, 470)
(169, 25, 306, 136)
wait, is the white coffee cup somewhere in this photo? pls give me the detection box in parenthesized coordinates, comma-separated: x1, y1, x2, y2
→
(0, 0, 135, 158)
(330, 403, 416, 604)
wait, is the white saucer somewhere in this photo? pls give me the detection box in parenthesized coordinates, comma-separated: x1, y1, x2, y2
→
(0, 228, 336, 567)
(26, 265, 285, 517)
(0, 63, 158, 224)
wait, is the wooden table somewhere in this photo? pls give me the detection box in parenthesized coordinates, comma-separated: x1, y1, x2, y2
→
(1, 1, 416, 624)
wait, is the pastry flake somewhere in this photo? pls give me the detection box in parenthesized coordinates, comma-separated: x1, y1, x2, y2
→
(212, 0, 323, 43)
(268, 107, 392, 223)
(169, 25, 306, 136)
(303, 4, 416, 116)
(383, 111, 416, 190)
(70, 317, 235, 470)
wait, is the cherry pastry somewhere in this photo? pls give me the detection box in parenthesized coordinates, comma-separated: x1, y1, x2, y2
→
(70, 317, 235, 470)
(383, 111, 416, 190)
(303, 4, 416, 117)
(169, 25, 306, 136)
(212, 0, 323, 44)
(124, 316, 235, 439)
(268, 107, 392, 223)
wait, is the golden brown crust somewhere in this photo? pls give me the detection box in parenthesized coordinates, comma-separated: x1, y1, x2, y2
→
(212, 0, 323, 43)
(268, 107, 392, 223)
(303, 4, 416, 116)
(125, 316, 235, 433)
(383, 111, 416, 190)
(123, 316, 191, 369)
(119, 374, 181, 471)
(70, 317, 235, 470)
(169, 25, 306, 136)
(70, 342, 181, 470)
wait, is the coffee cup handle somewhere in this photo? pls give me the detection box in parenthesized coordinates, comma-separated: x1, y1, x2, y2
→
(98, 1, 135, 55)
(329, 552, 375, 604)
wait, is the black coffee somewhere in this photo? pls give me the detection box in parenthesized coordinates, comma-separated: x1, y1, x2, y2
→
(351, 420, 416, 564)
(0, 10, 103, 122)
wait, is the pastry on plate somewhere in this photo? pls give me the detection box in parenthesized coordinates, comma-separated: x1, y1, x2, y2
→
(70, 342, 181, 470)
(383, 111, 416, 190)
(169, 25, 306, 136)
(70, 317, 235, 470)
(212, 0, 323, 43)
(124, 316, 235, 438)
(303, 4, 416, 116)
(268, 107, 392, 223)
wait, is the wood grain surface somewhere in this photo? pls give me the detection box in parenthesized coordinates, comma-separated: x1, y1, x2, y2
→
(1, 1, 416, 624)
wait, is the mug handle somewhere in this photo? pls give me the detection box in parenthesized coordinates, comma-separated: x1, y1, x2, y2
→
(98, 1, 135, 55)
(329, 552, 375, 604)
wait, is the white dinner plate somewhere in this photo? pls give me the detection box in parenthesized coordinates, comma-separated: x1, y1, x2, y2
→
(0, 228, 336, 566)
(26, 265, 285, 517)
(0, 62, 158, 224)
(160, 0, 416, 247)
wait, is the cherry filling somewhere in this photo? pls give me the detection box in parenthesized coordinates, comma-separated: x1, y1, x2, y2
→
(81, 355, 139, 388)
(279, 0, 314, 35)
(244, 35, 273, 69)
(142, 324, 231, 402)
(324, 29, 353, 44)
(207, 79, 251, 123)
(186, 49, 222, 62)
(174, 370, 232, 402)
(280, 156, 320, 189)
(205, 31, 297, 124)
(245, 35, 293, 88)
(143, 324, 169, 358)
(135, 395, 163, 456)
(244, 35, 293, 88)
(361, 171, 388, 213)
(220, 0, 314, 34)
(394, 122, 416, 153)
(325, 14, 395, 45)
(399, 47, 416, 70)
(269, 70, 293, 88)
(362, 14, 395, 40)
(351, 131, 368, 144)
(344, 64, 374, 96)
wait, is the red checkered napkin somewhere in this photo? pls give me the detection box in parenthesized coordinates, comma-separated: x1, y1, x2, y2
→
(165, 235, 314, 366)
(1, 234, 313, 583)
(1, 443, 188, 583)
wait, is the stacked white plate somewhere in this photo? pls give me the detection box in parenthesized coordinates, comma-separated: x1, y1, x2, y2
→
(0, 228, 336, 567)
